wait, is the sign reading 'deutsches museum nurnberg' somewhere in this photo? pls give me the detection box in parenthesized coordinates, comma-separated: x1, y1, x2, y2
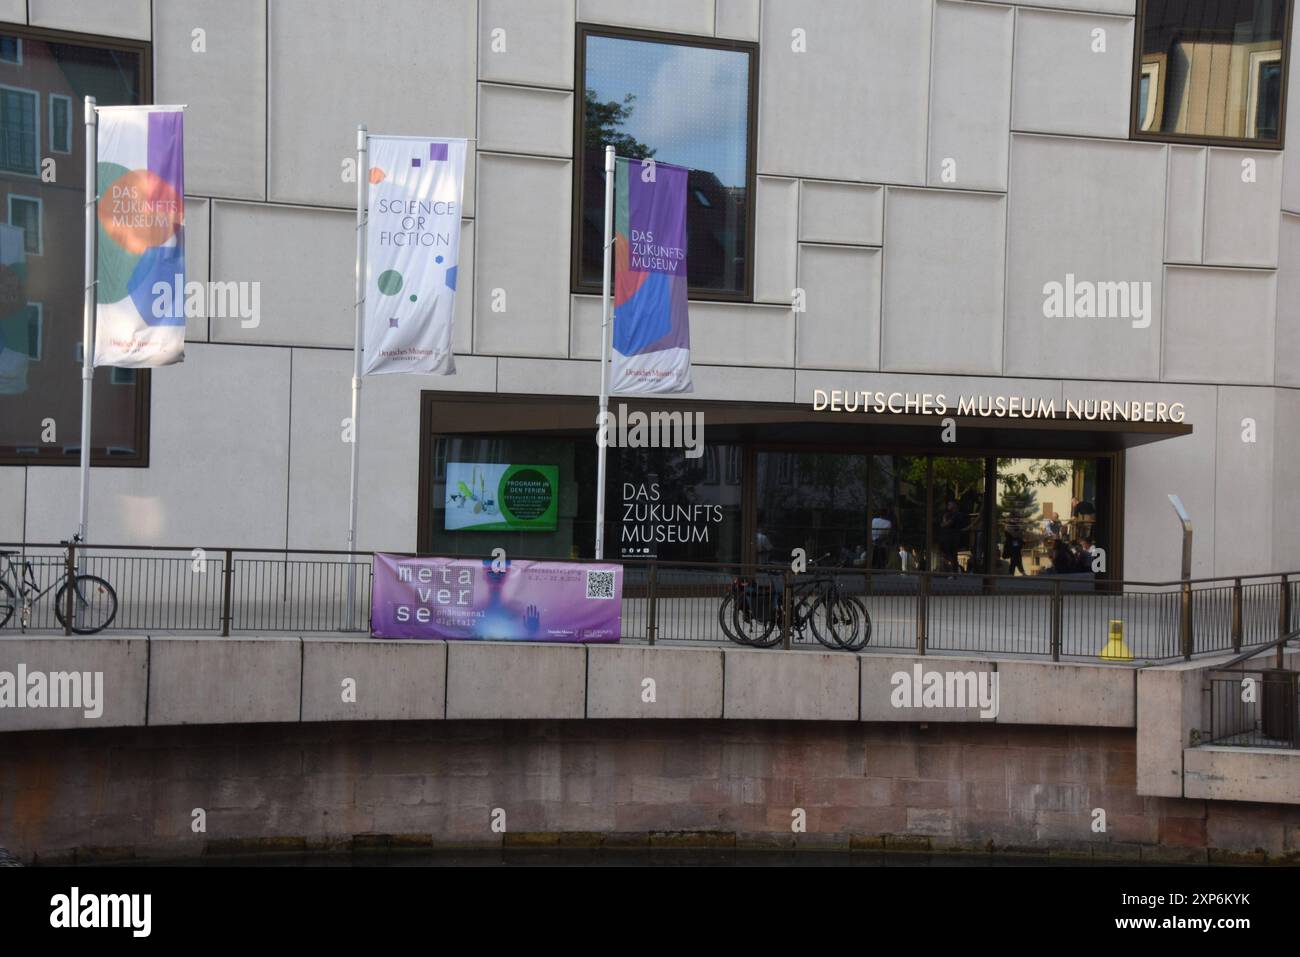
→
(812, 389, 1186, 423)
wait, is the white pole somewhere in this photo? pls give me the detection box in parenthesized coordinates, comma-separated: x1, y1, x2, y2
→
(345, 125, 368, 627)
(77, 97, 97, 546)
(594, 145, 615, 560)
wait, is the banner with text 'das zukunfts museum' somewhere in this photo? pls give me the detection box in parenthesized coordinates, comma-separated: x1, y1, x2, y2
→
(612, 157, 692, 394)
(94, 106, 186, 368)
(363, 136, 466, 376)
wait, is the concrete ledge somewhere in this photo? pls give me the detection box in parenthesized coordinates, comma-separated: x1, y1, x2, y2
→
(445, 642, 586, 719)
(1136, 656, 1216, 797)
(724, 648, 858, 721)
(1184, 746, 1300, 804)
(148, 637, 301, 726)
(301, 638, 446, 721)
(586, 645, 723, 718)
(0, 636, 148, 731)
(995, 660, 1135, 727)
(860, 655, 998, 722)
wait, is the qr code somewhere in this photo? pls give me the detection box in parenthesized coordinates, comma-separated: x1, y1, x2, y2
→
(586, 570, 616, 599)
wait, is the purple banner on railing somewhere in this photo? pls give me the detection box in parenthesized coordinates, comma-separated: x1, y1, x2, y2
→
(370, 553, 623, 641)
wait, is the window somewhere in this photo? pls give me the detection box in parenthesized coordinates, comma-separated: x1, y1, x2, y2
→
(0, 84, 38, 174)
(574, 25, 757, 300)
(1134, 0, 1291, 146)
(8, 194, 41, 255)
(0, 26, 150, 466)
(49, 93, 71, 153)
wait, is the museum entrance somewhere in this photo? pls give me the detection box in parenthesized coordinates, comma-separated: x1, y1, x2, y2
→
(417, 392, 1189, 582)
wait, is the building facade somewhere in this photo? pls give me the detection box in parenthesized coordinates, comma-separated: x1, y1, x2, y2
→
(0, 0, 1298, 584)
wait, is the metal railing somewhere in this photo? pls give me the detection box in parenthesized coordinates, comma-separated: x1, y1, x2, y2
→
(1201, 632, 1299, 749)
(2, 542, 1298, 665)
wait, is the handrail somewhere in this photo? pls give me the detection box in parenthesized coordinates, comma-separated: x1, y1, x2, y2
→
(1207, 628, 1300, 672)
(5, 541, 1300, 589)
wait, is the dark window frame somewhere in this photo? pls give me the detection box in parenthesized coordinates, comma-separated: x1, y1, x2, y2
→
(0, 22, 153, 469)
(571, 22, 760, 303)
(1130, 0, 1294, 149)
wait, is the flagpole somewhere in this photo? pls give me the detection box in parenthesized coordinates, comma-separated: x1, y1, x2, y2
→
(345, 124, 368, 628)
(77, 96, 98, 547)
(594, 145, 615, 561)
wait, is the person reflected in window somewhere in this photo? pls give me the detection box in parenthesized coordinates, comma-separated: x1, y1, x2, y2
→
(1003, 516, 1026, 576)
(939, 500, 965, 573)
(755, 525, 773, 565)
(1071, 497, 1096, 540)
(870, 508, 893, 569)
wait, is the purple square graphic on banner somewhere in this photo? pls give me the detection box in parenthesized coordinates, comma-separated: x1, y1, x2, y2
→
(430, 142, 448, 161)
(411, 157, 421, 167)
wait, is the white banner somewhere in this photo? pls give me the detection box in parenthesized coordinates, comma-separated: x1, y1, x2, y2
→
(363, 136, 466, 375)
(94, 105, 186, 368)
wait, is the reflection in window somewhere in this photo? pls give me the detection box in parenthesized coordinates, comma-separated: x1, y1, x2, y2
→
(0, 30, 148, 461)
(994, 459, 1100, 576)
(576, 28, 754, 297)
(1137, 0, 1288, 144)
(756, 452, 868, 567)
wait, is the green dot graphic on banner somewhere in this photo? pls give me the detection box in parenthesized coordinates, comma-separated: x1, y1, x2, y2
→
(377, 269, 403, 295)
(444, 463, 559, 532)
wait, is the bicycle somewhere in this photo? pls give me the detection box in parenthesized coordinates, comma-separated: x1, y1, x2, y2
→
(0, 535, 119, 635)
(719, 555, 872, 651)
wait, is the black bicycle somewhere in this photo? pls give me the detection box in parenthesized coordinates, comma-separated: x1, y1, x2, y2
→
(0, 536, 118, 634)
(719, 555, 871, 651)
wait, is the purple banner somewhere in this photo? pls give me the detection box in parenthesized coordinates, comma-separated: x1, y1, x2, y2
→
(370, 553, 623, 642)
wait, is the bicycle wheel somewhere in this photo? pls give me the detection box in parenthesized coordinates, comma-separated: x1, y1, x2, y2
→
(717, 591, 746, 645)
(809, 592, 861, 650)
(53, 575, 118, 635)
(837, 596, 872, 651)
(0, 579, 14, 629)
(732, 598, 779, 647)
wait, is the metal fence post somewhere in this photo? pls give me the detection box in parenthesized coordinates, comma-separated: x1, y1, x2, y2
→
(781, 569, 793, 651)
(917, 572, 928, 656)
(220, 548, 234, 637)
(1180, 582, 1194, 661)
(1231, 577, 1242, 653)
(1278, 574, 1291, 669)
(62, 540, 76, 636)
(1050, 578, 1062, 662)
(645, 563, 657, 645)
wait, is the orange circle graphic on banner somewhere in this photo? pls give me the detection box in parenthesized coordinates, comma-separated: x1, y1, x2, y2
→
(98, 169, 183, 254)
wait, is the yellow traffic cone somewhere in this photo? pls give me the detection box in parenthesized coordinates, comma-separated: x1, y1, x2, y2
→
(1100, 619, 1133, 661)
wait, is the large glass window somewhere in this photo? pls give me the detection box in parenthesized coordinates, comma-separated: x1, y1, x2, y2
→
(0, 28, 150, 465)
(755, 451, 868, 566)
(994, 459, 1102, 576)
(574, 26, 756, 299)
(1135, 0, 1290, 146)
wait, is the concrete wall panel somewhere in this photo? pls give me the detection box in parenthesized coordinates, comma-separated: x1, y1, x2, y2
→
(1005, 135, 1166, 380)
(268, 0, 476, 206)
(0, 637, 147, 730)
(715, 0, 759, 41)
(1202, 149, 1282, 268)
(1012, 9, 1134, 139)
(996, 661, 1135, 727)
(577, 0, 714, 34)
(30, 0, 149, 39)
(882, 188, 1006, 375)
(473, 154, 570, 357)
(301, 638, 446, 721)
(155, 0, 266, 200)
(445, 642, 586, 719)
(759, 0, 930, 184)
(754, 176, 799, 303)
(1162, 266, 1275, 385)
(928, 1, 1014, 191)
(723, 648, 858, 720)
(1276, 214, 1300, 387)
(479, 0, 575, 88)
(477, 84, 573, 157)
(587, 645, 723, 718)
(799, 181, 882, 246)
(795, 244, 880, 371)
(1213, 387, 1275, 576)
(860, 655, 999, 723)
(148, 637, 301, 726)
(1164, 146, 1205, 264)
